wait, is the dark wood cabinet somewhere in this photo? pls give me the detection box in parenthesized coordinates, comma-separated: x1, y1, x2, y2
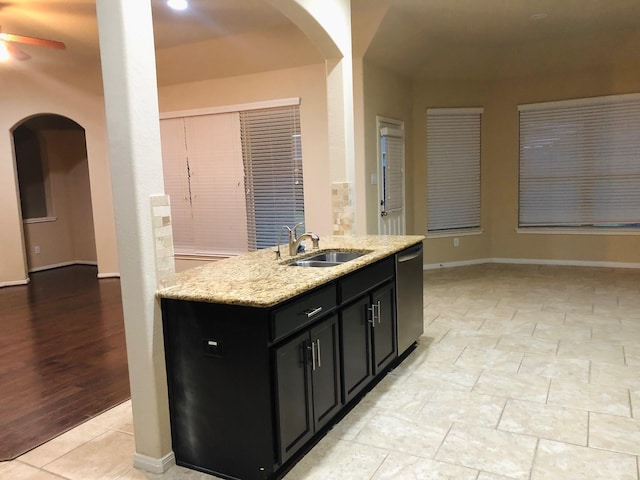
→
(275, 314, 341, 464)
(161, 252, 412, 480)
(371, 282, 396, 374)
(339, 280, 396, 404)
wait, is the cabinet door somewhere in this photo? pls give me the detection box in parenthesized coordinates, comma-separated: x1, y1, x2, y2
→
(274, 330, 313, 463)
(371, 282, 397, 374)
(340, 296, 373, 403)
(309, 314, 341, 430)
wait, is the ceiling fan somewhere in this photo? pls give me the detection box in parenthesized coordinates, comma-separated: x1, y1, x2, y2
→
(0, 26, 66, 61)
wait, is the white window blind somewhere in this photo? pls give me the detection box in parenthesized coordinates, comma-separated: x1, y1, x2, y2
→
(426, 108, 482, 233)
(380, 123, 404, 215)
(519, 95, 640, 228)
(160, 113, 249, 256)
(240, 105, 305, 250)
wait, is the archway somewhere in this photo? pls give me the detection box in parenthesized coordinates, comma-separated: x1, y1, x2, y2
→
(12, 114, 97, 273)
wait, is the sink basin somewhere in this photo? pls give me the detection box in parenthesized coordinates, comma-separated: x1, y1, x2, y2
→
(288, 250, 369, 267)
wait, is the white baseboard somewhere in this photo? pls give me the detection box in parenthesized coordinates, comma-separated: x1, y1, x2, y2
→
(424, 258, 489, 270)
(0, 278, 30, 288)
(133, 451, 175, 474)
(424, 257, 640, 270)
(29, 260, 97, 273)
(97, 272, 121, 278)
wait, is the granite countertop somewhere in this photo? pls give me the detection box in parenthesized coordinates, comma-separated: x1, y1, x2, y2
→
(157, 235, 425, 307)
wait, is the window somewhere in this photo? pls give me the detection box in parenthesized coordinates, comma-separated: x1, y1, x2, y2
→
(426, 108, 482, 234)
(519, 94, 640, 229)
(160, 101, 304, 255)
(240, 106, 304, 250)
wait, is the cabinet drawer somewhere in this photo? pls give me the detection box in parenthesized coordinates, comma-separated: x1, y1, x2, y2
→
(339, 256, 394, 304)
(271, 284, 337, 342)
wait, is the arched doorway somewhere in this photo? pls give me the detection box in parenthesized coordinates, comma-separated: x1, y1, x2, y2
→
(12, 114, 97, 273)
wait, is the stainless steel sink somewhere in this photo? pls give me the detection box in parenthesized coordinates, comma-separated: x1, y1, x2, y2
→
(288, 250, 370, 267)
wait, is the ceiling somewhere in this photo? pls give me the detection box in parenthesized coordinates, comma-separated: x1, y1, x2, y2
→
(0, 0, 638, 86)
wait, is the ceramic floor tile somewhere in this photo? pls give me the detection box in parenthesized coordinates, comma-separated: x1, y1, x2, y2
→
(435, 423, 537, 480)
(465, 305, 517, 321)
(542, 302, 594, 315)
(89, 400, 134, 434)
(420, 343, 466, 365)
(430, 314, 485, 331)
(631, 389, 640, 419)
(118, 465, 222, 479)
(476, 319, 535, 337)
(371, 451, 478, 480)
(353, 410, 451, 459)
(325, 403, 379, 441)
(547, 379, 630, 417)
(564, 312, 620, 328)
(440, 329, 501, 350)
(283, 437, 388, 480)
(498, 399, 588, 445)
(477, 472, 521, 480)
(512, 310, 565, 324)
(0, 461, 68, 480)
(590, 362, 640, 390)
(592, 325, 640, 347)
(530, 439, 637, 480)
(43, 430, 135, 480)
(18, 421, 110, 468)
(518, 355, 590, 382)
(473, 371, 549, 403)
(405, 361, 481, 391)
(532, 322, 592, 342)
(419, 388, 506, 428)
(557, 340, 625, 364)
(589, 412, 640, 455)
(360, 376, 436, 414)
(454, 347, 523, 373)
(422, 323, 451, 344)
(495, 335, 558, 356)
(625, 346, 640, 366)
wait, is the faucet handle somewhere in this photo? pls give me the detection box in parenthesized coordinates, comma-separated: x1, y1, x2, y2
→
(292, 222, 304, 238)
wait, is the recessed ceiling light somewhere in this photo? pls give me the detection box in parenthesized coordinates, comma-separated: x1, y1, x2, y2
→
(167, 0, 188, 11)
(529, 13, 549, 21)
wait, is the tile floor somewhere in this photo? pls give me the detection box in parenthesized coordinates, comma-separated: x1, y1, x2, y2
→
(2, 264, 639, 480)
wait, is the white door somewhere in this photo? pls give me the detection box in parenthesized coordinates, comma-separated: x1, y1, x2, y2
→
(377, 117, 406, 235)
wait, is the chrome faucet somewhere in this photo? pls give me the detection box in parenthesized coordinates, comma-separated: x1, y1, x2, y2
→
(275, 223, 320, 259)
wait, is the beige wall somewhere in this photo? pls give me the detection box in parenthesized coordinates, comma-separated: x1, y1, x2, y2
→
(23, 130, 97, 270)
(413, 65, 640, 266)
(158, 63, 334, 238)
(361, 61, 414, 234)
(0, 71, 119, 285)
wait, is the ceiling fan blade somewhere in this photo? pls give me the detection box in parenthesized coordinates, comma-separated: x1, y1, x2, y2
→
(4, 40, 30, 60)
(2, 33, 65, 50)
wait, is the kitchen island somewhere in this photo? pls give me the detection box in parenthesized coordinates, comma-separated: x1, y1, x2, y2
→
(158, 235, 424, 480)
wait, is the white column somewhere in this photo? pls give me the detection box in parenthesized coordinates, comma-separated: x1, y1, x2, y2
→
(95, 0, 173, 472)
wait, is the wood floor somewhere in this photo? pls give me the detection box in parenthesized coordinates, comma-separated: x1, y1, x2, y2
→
(0, 265, 130, 461)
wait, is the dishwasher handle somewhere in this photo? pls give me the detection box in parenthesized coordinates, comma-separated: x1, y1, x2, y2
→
(397, 244, 423, 263)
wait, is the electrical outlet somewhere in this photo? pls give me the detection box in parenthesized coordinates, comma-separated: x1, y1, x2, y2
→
(453, 238, 459, 247)
(34, 245, 41, 254)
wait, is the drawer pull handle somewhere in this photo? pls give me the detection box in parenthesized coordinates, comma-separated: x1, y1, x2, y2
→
(304, 306, 323, 318)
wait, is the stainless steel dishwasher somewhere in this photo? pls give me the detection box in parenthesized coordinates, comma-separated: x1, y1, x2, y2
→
(395, 242, 424, 354)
